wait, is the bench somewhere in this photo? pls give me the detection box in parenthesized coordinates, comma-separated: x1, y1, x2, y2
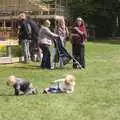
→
(0, 40, 19, 64)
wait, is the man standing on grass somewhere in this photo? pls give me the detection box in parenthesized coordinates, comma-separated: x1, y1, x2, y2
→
(18, 13, 32, 63)
(27, 16, 40, 61)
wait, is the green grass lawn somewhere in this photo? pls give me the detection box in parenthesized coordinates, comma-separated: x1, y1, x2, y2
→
(0, 40, 120, 120)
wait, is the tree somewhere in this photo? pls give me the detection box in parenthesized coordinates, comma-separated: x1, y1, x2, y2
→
(68, 0, 120, 38)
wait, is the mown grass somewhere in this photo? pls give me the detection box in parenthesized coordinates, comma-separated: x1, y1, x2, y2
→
(0, 40, 120, 120)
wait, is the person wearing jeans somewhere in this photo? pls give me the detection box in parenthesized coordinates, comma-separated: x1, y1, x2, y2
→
(18, 13, 31, 63)
(52, 16, 69, 69)
(21, 39, 31, 62)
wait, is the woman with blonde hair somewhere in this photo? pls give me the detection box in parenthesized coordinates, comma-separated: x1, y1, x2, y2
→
(51, 16, 69, 69)
(57, 16, 69, 46)
(43, 74, 76, 94)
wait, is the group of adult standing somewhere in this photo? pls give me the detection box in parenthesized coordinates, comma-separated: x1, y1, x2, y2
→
(18, 13, 40, 62)
(18, 13, 87, 70)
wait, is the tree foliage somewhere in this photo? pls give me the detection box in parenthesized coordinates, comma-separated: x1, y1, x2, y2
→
(68, 0, 120, 37)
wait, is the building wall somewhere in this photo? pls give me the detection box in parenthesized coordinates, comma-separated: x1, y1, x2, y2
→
(0, 0, 69, 39)
(0, 0, 37, 12)
(0, 0, 68, 16)
(0, 0, 19, 11)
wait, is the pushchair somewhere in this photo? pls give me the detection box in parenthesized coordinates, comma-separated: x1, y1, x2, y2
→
(53, 37, 82, 69)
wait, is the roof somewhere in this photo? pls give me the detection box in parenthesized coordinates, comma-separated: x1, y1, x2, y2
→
(0, 0, 49, 12)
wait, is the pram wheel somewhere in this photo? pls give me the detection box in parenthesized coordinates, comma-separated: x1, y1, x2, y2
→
(32, 88, 38, 94)
(77, 64, 82, 69)
(73, 60, 82, 69)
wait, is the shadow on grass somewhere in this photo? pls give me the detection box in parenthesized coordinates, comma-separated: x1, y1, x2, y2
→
(0, 93, 14, 96)
(0, 64, 40, 73)
(13, 66, 40, 70)
(13, 66, 73, 71)
(0, 62, 76, 71)
(10, 64, 73, 71)
(0, 93, 38, 97)
(89, 39, 120, 45)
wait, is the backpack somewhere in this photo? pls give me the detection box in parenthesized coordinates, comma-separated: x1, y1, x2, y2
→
(28, 19, 40, 37)
(27, 23, 32, 35)
(26, 23, 32, 40)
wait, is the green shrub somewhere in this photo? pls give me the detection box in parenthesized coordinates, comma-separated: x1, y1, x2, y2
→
(0, 46, 7, 57)
(11, 46, 21, 57)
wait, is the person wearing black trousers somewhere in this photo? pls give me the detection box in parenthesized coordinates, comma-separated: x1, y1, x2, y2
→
(39, 44, 51, 69)
(38, 20, 59, 69)
(71, 18, 87, 69)
(27, 17, 40, 61)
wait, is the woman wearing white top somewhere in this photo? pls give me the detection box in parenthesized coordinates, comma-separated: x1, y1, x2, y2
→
(51, 17, 69, 69)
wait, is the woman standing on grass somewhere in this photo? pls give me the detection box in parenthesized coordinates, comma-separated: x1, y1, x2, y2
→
(51, 16, 69, 69)
(71, 17, 87, 69)
(56, 16, 69, 46)
(38, 20, 59, 69)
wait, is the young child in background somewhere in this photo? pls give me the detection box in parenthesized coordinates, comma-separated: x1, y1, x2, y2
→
(43, 75, 76, 94)
(7, 75, 38, 95)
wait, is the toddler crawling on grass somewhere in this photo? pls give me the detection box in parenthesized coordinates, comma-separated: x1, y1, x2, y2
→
(7, 75, 38, 95)
(43, 75, 76, 94)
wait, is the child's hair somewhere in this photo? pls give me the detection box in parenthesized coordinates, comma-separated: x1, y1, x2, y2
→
(7, 75, 16, 86)
(64, 75, 76, 86)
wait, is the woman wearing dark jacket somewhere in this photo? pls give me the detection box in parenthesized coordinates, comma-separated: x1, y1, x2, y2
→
(27, 18, 40, 61)
(71, 17, 87, 69)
